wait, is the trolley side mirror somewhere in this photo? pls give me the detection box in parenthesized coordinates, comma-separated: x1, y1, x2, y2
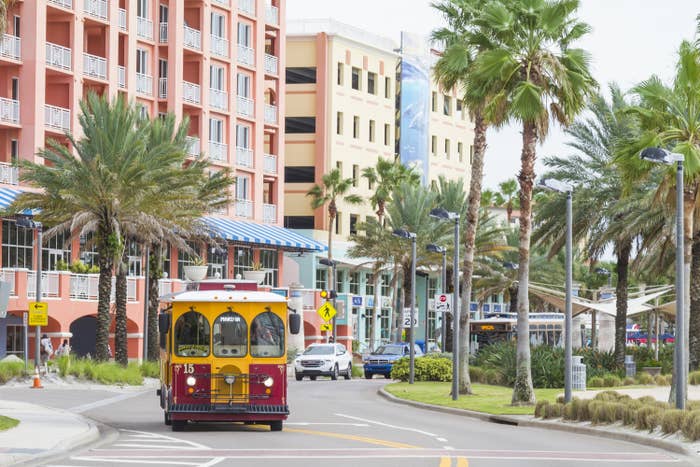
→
(158, 313, 171, 349)
(289, 313, 301, 335)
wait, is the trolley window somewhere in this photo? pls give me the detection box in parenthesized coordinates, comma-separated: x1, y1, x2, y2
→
(250, 308, 284, 357)
(174, 310, 210, 357)
(213, 310, 247, 357)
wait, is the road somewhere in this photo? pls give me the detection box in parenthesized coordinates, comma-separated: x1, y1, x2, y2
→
(0, 378, 695, 467)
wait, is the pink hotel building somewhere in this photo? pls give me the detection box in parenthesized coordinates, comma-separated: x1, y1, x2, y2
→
(0, 0, 324, 360)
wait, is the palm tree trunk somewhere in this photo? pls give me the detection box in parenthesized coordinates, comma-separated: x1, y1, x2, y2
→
(509, 284, 518, 313)
(512, 121, 537, 405)
(614, 240, 631, 366)
(327, 212, 335, 261)
(689, 232, 700, 371)
(147, 245, 162, 361)
(115, 248, 128, 366)
(95, 231, 115, 362)
(458, 110, 487, 395)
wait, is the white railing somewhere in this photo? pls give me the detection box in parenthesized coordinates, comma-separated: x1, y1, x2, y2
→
(0, 269, 16, 296)
(136, 73, 153, 95)
(0, 162, 18, 185)
(263, 203, 277, 224)
(70, 274, 138, 302)
(44, 104, 71, 132)
(265, 5, 279, 25)
(137, 16, 153, 40)
(0, 34, 20, 61)
(126, 277, 137, 302)
(264, 104, 278, 124)
(0, 98, 19, 125)
(235, 199, 253, 218)
(84, 0, 107, 20)
(186, 136, 201, 157)
(264, 53, 278, 75)
(212, 0, 230, 5)
(46, 42, 71, 71)
(158, 279, 176, 297)
(159, 22, 168, 43)
(237, 44, 254, 66)
(83, 53, 107, 80)
(239, 0, 255, 15)
(27, 272, 60, 299)
(237, 95, 254, 117)
(263, 153, 277, 174)
(183, 25, 201, 50)
(118, 66, 126, 88)
(209, 88, 228, 111)
(118, 8, 127, 30)
(48, 0, 73, 9)
(210, 35, 229, 58)
(158, 78, 167, 98)
(236, 147, 253, 168)
(208, 141, 227, 162)
(182, 81, 201, 104)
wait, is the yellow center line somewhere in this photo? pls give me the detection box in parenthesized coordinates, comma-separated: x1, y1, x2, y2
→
(284, 427, 419, 449)
(457, 457, 469, 467)
(439, 456, 451, 467)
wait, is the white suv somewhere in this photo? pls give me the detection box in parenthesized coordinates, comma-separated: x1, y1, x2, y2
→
(294, 343, 353, 381)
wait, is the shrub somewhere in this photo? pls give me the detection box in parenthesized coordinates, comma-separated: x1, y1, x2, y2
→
(469, 366, 485, 384)
(635, 406, 663, 431)
(594, 390, 622, 401)
(140, 361, 160, 378)
(681, 411, 700, 441)
(570, 398, 591, 421)
(390, 356, 452, 382)
(602, 374, 622, 387)
(636, 373, 654, 385)
(544, 402, 564, 419)
(661, 409, 685, 434)
(483, 368, 503, 385)
(623, 376, 635, 385)
(0, 361, 25, 383)
(689, 371, 700, 385)
(654, 374, 670, 386)
(588, 376, 604, 387)
(351, 365, 364, 378)
(534, 400, 549, 418)
(590, 401, 624, 424)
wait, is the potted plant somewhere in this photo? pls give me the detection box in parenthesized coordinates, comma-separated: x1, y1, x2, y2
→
(183, 256, 208, 281)
(641, 359, 662, 377)
(243, 261, 267, 284)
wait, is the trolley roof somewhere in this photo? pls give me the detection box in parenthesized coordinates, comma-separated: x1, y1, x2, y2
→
(165, 290, 288, 303)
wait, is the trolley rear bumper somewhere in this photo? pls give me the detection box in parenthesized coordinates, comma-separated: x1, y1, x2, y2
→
(168, 403, 289, 422)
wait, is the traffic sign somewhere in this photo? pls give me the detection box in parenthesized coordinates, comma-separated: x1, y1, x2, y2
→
(402, 307, 418, 328)
(320, 323, 332, 332)
(316, 302, 337, 322)
(434, 294, 452, 314)
(28, 301, 48, 326)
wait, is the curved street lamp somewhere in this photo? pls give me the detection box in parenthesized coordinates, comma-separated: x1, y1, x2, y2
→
(392, 228, 417, 384)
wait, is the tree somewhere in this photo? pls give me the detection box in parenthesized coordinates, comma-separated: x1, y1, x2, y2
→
(0, 1, 15, 37)
(497, 179, 519, 223)
(470, 0, 597, 404)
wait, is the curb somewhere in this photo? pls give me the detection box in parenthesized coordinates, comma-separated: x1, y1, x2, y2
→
(378, 387, 698, 459)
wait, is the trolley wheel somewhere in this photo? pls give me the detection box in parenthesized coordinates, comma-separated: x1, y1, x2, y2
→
(295, 374, 303, 381)
(269, 420, 283, 432)
(171, 420, 186, 432)
(164, 412, 172, 426)
(330, 365, 339, 381)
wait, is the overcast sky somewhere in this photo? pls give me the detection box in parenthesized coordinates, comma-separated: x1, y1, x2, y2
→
(287, 0, 700, 189)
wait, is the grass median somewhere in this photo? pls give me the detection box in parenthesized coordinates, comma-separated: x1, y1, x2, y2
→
(0, 416, 19, 431)
(384, 381, 562, 415)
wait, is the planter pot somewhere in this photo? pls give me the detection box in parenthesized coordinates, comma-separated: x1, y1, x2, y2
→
(642, 366, 662, 377)
(183, 265, 208, 281)
(243, 270, 267, 284)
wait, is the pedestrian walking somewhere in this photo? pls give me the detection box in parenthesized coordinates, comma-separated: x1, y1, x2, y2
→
(55, 339, 71, 358)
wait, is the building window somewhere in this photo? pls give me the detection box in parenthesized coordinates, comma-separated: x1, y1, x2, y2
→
(260, 249, 278, 287)
(368, 176, 374, 190)
(353, 116, 359, 139)
(137, 0, 148, 18)
(352, 164, 359, 187)
(209, 118, 224, 144)
(384, 77, 391, 98)
(365, 273, 374, 296)
(351, 67, 361, 90)
(236, 124, 251, 149)
(237, 22, 252, 47)
(284, 216, 314, 229)
(207, 245, 228, 279)
(285, 117, 316, 134)
(336, 161, 343, 174)
(336, 270, 347, 294)
(445, 139, 450, 159)
(2, 220, 33, 269)
(337, 62, 344, 86)
(6, 325, 24, 357)
(286, 67, 317, 84)
(350, 214, 358, 235)
(177, 241, 200, 280)
(136, 49, 148, 74)
(431, 92, 437, 112)
(237, 73, 251, 97)
(384, 124, 390, 146)
(458, 142, 464, 162)
(367, 72, 376, 95)
(431, 135, 437, 155)
(211, 12, 225, 38)
(443, 95, 451, 116)
(315, 268, 328, 290)
(457, 99, 463, 114)
(381, 274, 391, 296)
(284, 166, 315, 183)
(42, 230, 71, 271)
(369, 120, 375, 142)
(210, 65, 225, 91)
(10, 139, 17, 163)
(349, 272, 360, 295)
(337, 112, 343, 135)
(233, 246, 252, 278)
(236, 175, 250, 201)
(335, 212, 341, 235)
(429, 277, 438, 298)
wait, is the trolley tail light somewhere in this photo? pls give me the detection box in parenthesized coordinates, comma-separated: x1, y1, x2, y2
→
(172, 363, 211, 403)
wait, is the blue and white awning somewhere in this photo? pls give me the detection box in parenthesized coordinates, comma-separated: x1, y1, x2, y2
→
(202, 216, 327, 252)
(0, 187, 24, 211)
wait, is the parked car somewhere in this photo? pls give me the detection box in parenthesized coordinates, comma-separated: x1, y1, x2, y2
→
(294, 343, 353, 381)
(363, 342, 424, 379)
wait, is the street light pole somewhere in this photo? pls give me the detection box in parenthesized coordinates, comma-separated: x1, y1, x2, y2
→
(409, 235, 416, 385)
(319, 258, 338, 342)
(143, 245, 150, 362)
(34, 222, 42, 369)
(441, 249, 447, 351)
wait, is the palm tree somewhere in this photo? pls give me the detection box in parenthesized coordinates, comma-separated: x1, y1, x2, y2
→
(470, 0, 597, 404)
(306, 168, 363, 261)
(497, 179, 519, 223)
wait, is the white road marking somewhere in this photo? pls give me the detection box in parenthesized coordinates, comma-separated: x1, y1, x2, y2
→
(286, 422, 370, 427)
(113, 444, 206, 450)
(436, 437, 447, 442)
(69, 391, 149, 414)
(118, 429, 210, 450)
(444, 446, 454, 450)
(197, 457, 226, 467)
(71, 457, 202, 465)
(334, 413, 439, 437)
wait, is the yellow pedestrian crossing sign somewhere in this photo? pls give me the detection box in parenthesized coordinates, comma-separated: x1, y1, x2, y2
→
(316, 302, 337, 322)
(320, 323, 332, 332)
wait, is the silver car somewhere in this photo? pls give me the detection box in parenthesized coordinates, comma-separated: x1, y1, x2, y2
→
(294, 343, 353, 381)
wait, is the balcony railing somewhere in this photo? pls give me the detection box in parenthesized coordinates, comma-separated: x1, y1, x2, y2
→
(182, 81, 201, 104)
(83, 53, 107, 80)
(158, 278, 180, 298)
(208, 141, 227, 162)
(0, 162, 18, 185)
(237, 44, 254, 67)
(84, 0, 107, 20)
(46, 42, 71, 71)
(236, 147, 253, 168)
(263, 203, 277, 224)
(209, 88, 228, 111)
(48, 0, 73, 9)
(235, 199, 253, 218)
(264, 53, 278, 75)
(118, 66, 126, 88)
(44, 104, 71, 132)
(212, 0, 230, 5)
(158, 78, 167, 98)
(186, 136, 201, 157)
(136, 73, 153, 95)
(159, 22, 168, 43)
(70, 274, 137, 302)
(263, 153, 277, 174)
(183, 25, 201, 50)
(137, 16, 153, 40)
(0, 98, 19, 125)
(27, 272, 60, 299)
(239, 0, 255, 16)
(264, 104, 278, 124)
(266, 5, 279, 25)
(0, 34, 20, 61)
(118, 8, 127, 30)
(0, 269, 16, 296)
(237, 96, 254, 117)
(210, 35, 229, 58)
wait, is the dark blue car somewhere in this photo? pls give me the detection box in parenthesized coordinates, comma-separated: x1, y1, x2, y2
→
(363, 343, 424, 379)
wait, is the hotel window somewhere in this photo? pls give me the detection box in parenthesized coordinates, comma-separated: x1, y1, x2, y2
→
(236, 124, 250, 149)
(445, 139, 451, 159)
(284, 216, 314, 229)
(2, 220, 33, 269)
(336, 270, 347, 294)
(456, 99, 463, 115)
(285, 117, 316, 134)
(352, 164, 359, 187)
(177, 242, 201, 279)
(209, 118, 224, 144)
(337, 62, 344, 86)
(136, 49, 148, 74)
(237, 22, 252, 47)
(381, 274, 391, 296)
(286, 67, 317, 84)
(443, 96, 452, 116)
(6, 325, 23, 357)
(349, 272, 360, 295)
(137, 0, 148, 18)
(353, 116, 359, 139)
(237, 73, 251, 97)
(365, 273, 374, 296)
(337, 112, 343, 135)
(335, 212, 342, 235)
(233, 246, 252, 278)
(316, 268, 328, 290)
(384, 123, 391, 146)
(367, 72, 377, 95)
(42, 230, 71, 271)
(236, 175, 250, 201)
(210, 65, 225, 91)
(431, 92, 437, 112)
(11, 77, 17, 100)
(351, 67, 361, 90)
(10, 139, 17, 163)
(369, 120, 376, 142)
(350, 214, 358, 235)
(12, 15, 19, 37)
(431, 135, 437, 155)
(384, 77, 391, 98)
(211, 12, 225, 39)
(260, 249, 278, 287)
(458, 142, 464, 162)
(284, 166, 314, 183)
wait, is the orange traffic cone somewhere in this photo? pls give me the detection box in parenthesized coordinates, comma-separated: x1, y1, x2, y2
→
(30, 367, 43, 389)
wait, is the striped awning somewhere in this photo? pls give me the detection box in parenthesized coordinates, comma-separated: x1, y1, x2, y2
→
(202, 216, 327, 252)
(0, 187, 24, 211)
